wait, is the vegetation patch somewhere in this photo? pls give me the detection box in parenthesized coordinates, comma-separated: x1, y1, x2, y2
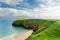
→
(12, 19, 60, 40)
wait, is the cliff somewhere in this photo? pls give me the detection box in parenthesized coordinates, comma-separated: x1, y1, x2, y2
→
(12, 19, 60, 40)
(12, 19, 55, 32)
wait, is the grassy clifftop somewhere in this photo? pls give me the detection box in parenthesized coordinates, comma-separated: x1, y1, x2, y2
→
(12, 19, 60, 40)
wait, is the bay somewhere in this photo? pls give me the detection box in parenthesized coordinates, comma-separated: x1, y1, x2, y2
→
(0, 18, 26, 39)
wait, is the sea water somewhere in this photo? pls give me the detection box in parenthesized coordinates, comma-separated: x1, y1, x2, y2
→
(0, 18, 26, 39)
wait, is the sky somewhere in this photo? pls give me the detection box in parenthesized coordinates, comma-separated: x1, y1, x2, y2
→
(0, 0, 60, 19)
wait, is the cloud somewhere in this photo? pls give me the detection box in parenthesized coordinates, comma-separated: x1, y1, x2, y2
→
(36, 0, 60, 7)
(0, 0, 59, 9)
(0, 0, 58, 9)
(0, 0, 23, 6)
(33, 6, 60, 19)
(0, 6, 60, 19)
(0, 8, 36, 18)
(0, 0, 60, 19)
(0, 0, 40, 9)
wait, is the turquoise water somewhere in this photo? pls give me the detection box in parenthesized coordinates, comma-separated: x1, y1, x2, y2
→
(0, 18, 26, 38)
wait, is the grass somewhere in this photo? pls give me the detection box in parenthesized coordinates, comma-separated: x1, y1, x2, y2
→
(17, 18, 26, 20)
(26, 20, 60, 40)
(12, 19, 60, 40)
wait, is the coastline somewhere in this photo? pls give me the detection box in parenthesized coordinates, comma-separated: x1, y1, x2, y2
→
(0, 30, 33, 40)
(0, 33, 17, 40)
(9, 30, 33, 40)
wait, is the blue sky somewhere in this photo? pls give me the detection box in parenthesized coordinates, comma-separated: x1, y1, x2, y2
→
(0, 0, 60, 9)
(0, 0, 52, 9)
(0, 0, 40, 9)
(0, 0, 57, 9)
(0, 0, 60, 19)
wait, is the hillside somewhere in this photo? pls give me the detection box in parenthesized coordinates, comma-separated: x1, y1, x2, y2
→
(12, 19, 60, 40)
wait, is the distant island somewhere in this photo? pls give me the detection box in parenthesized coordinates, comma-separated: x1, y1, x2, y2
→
(12, 18, 60, 40)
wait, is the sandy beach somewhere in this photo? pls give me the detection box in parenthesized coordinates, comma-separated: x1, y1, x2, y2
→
(2, 30, 33, 40)
(9, 30, 33, 40)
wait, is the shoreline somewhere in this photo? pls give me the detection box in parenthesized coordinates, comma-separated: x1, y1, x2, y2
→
(9, 30, 33, 40)
(0, 33, 17, 40)
(0, 30, 33, 40)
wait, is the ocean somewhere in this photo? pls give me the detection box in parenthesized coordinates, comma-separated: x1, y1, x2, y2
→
(0, 18, 26, 39)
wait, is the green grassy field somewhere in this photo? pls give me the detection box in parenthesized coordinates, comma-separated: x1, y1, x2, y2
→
(12, 19, 60, 40)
